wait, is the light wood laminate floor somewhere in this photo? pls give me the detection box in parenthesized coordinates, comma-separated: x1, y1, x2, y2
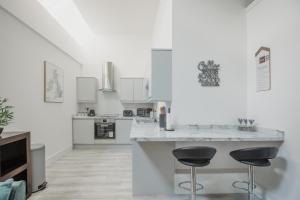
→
(29, 145, 252, 200)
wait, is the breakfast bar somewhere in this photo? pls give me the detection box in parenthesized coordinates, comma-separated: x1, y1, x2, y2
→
(130, 121, 284, 196)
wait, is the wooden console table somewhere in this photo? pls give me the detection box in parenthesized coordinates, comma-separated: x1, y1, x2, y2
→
(0, 132, 32, 198)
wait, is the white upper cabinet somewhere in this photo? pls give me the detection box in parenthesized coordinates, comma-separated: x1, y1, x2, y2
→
(120, 78, 134, 102)
(149, 49, 172, 102)
(133, 79, 146, 102)
(77, 77, 97, 103)
(119, 78, 147, 103)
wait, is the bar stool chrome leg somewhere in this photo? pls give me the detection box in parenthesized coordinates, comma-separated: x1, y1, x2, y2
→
(173, 147, 216, 200)
(178, 167, 203, 200)
(191, 167, 196, 200)
(232, 165, 259, 200)
(248, 165, 255, 200)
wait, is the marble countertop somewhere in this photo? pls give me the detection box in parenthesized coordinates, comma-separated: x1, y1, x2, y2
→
(72, 115, 100, 119)
(130, 122, 285, 142)
(72, 116, 133, 120)
(72, 115, 153, 121)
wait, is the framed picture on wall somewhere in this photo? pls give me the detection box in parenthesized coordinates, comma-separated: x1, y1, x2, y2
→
(44, 61, 64, 103)
(255, 47, 271, 92)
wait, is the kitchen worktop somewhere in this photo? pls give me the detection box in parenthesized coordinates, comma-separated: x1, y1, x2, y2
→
(131, 121, 284, 196)
(72, 115, 154, 121)
(72, 115, 101, 119)
(130, 122, 284, 142)
(72, 115, 133, 120)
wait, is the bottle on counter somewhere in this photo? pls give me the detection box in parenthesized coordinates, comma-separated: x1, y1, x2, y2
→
(166, 107, 173, 131)
(159, 106, 166, 130)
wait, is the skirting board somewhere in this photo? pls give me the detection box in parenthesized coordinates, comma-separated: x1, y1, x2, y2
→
(46, 145, 72, 167)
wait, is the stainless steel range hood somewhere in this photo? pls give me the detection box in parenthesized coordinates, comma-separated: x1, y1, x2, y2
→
(101, 62, 115, 92)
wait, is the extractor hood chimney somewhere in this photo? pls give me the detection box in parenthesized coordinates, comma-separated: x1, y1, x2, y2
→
(101, 62, 115, 92)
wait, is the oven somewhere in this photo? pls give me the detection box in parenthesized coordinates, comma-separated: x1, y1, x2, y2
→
(94, 118, 115, 139)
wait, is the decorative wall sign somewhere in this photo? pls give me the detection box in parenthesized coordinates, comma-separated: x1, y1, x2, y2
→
(44, 61, 64, 103)
(197, 60, 220, 87)
(255, 47, 271, 92)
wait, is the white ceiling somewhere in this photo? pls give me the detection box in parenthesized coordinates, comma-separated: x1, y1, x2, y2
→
(73, 0, 159, 35)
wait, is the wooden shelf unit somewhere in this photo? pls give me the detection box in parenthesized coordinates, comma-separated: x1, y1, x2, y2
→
(0, 132, 32, 198)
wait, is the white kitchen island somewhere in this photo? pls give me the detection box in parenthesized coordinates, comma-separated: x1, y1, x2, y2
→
(130, 121, 284, 196)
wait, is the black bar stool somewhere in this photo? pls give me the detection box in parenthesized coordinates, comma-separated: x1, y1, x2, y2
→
(173, 146, 217, 200)
(230, 147, 278, 200)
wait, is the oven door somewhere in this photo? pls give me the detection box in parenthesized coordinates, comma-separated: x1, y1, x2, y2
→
(94, 122, 115, 139)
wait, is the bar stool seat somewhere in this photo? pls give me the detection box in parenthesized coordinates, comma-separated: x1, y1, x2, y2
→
(230, 147, 278, 200)
(178, 159, 211, 167)
(230, 147, 278, 167)
(173, 146, 216, 200)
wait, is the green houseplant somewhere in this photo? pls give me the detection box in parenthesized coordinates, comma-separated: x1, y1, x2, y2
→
(0, 98, 14, 134)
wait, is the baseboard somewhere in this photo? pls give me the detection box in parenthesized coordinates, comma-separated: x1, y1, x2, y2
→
(46, 145, 72, 166)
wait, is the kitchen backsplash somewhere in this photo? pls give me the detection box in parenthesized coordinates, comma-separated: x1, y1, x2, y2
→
(77, 92, 154, 116)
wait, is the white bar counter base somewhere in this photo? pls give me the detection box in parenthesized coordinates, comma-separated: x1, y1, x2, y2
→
(130, 121, 284, 196)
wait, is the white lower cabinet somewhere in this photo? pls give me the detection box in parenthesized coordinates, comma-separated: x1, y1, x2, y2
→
(116, 119, 133, 144)
(73, 118, 132, 145)
(73, 119, 94, 144)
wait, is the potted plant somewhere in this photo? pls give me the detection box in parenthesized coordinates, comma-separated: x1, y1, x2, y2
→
(0, 98, 14, 135)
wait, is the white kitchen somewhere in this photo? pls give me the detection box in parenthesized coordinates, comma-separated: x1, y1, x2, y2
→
(0, 0, 299, 200)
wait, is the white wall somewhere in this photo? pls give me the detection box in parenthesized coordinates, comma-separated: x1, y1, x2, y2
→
(0, 8, 81, 160)
(246, 0, 300, 199)
(80, 34, 152, 115)
(152, 0, 172, 49)
(172, 0, 247, 125)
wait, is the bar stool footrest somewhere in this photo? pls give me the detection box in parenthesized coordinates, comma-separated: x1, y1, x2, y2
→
(178, 181, 204, 192)
(232, 181, 257, 192)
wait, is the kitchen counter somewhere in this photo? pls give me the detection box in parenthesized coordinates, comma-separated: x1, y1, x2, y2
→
(130, 122, 284, 142)
(72, 115, 131, 120)
(72, 115, 152, 120)
(131, 121, 284, 196)
(72, 115, 101, 119)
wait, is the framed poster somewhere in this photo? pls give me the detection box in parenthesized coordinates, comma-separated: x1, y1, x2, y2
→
(44, 61, 64, 103)
(255, 47, 271, 92)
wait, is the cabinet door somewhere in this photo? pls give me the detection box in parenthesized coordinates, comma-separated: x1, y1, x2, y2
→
(151, 49, 172, 102)
(120, 78, 134, 102)
(73, 119, 94, 144)
(133, 78, 146, 102)
(116, 119, 133, 144)
(77, 77, 97, 103)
